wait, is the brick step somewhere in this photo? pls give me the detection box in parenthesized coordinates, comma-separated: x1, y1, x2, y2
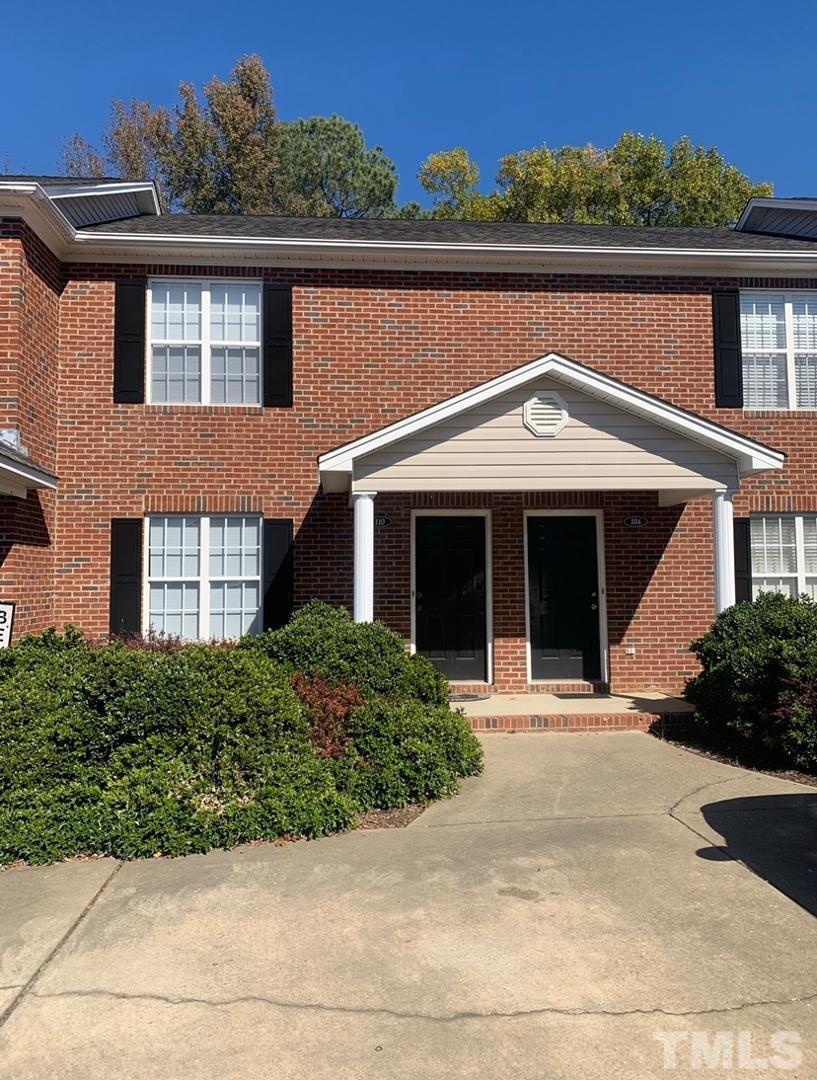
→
(468, 711, 690, 733)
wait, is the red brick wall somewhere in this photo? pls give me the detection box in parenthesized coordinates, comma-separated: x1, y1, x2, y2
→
(9, 248, 816, 688)
(357, 491, 708, 693)
(0, 224, 61, 635)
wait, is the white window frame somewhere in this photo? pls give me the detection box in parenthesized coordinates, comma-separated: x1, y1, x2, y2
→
(147, 278, 263, 406)
(750, 513, 817, 598)
(142, 514, 264, 640)
(740, 289, 817, 410)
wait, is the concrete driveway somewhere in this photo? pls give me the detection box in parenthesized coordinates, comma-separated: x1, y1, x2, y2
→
(1, 732, 816, 1079)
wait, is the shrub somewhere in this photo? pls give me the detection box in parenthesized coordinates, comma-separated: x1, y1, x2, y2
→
(686, 592, 817, 767)
(0, 618, 482, 865)
(339, 698, 484, 808)
(243, 601, 449, 705)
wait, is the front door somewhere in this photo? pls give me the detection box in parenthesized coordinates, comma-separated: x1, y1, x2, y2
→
(415, 516, 487, 681)
(527, 515, 602, 681)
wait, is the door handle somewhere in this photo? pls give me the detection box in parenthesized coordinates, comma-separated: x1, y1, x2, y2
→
(590, 603, 598, 610)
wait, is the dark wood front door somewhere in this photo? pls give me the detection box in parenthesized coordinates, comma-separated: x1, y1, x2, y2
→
(527, 516, 602, 681)
(415, 516, 487, 681)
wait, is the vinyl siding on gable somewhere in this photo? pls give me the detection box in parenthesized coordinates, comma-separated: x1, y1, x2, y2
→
(353, 379, 739, 493)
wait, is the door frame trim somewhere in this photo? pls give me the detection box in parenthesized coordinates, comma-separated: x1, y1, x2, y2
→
(410, 509, 493, 685)
(523, 509, 609, 685)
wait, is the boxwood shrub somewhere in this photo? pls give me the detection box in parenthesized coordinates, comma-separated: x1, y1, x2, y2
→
(242, 600, 449, 705)
(340, 698, 484, 808)
(0, 612, 482, 865)
(686, 591, 817, 769)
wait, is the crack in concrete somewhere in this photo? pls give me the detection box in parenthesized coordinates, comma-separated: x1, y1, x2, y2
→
(417, 809, 668, 828)
(27, 986, 817, 1023)
(0, 861, 122, 1031)
(667, 775, 742, 817)
(3, 759, 813, 1041)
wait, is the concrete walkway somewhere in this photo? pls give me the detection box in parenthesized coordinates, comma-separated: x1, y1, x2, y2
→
(1, 733, 816, 1078)
(458, 689, 692, 716)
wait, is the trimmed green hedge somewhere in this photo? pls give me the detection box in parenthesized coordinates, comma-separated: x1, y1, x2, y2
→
(686, 591, 817, 770)
(0, 610, 482, 864)
(242, 601, 449, 705)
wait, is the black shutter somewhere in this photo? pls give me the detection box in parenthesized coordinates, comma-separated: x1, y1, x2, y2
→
(713, 290, 743, 408)
(263, 284, 293, 407)
(109, 518, 143, 636)
(114, 279, 146, 403)
(734, 518, 751, 604)
(263, 519, 294, 630)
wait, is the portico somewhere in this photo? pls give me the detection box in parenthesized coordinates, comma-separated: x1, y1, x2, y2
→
(319, 354, 783, 692)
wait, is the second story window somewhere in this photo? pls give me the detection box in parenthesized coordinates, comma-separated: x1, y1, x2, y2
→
(148, 280, 262, 405)
(740, 291, 817, 409)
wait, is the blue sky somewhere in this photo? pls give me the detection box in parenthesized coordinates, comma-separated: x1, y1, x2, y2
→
(3, 0, 814, 207)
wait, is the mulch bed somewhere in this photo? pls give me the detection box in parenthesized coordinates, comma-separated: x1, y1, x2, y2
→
(653, 732, 817, 789)
(355, 804, 425, 829)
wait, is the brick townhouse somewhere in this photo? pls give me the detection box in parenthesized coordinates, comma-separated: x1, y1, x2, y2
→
(2, 176, 816, 694)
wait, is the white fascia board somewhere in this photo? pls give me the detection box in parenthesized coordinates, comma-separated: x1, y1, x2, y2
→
(0, 183, 76, 257)
(67, 229, 817, 277)
(318, 352, 784, 482)
(0, 455, 58, 491)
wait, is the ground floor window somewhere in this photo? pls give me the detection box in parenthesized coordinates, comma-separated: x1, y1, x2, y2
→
(147, 515, 262, 639)
(750, 514, 817, 599)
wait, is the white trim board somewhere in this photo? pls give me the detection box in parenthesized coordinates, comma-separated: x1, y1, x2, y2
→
(320, 352, 784, 493)
(523, 509, 609, 686)
(0, 453, 58, 491)
(410, 509, 493, 685)
(5, 182, 817, 275)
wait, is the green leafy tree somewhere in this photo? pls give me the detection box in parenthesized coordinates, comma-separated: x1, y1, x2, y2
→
(277, 115, 398, 218)
(418, 148, 482, 218)
(419, 133, 773, 226)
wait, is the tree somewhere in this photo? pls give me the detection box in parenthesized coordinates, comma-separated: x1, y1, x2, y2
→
(59, 55, 407, 218)
(160, 57, 288, 214)
(419, 133, 773, 226)
(276, 116, 397, 218)
(418, 148, 481, 218)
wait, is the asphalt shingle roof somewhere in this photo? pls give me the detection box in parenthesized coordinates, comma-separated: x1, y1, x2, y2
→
(0, 441, 57, 481)
(1, 174, 123, 187)
(78, 213, 817, 251)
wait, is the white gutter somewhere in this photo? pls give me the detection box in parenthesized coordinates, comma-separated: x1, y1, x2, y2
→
(4, 181, 817, 275)
(74, 229, 817, 261)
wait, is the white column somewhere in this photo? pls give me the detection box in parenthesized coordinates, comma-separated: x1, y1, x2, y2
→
(352, 490, 376, 622)
(713, 489, 736, 613)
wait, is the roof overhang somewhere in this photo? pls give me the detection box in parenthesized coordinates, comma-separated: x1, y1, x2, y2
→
(737, 197, 817, 238)
(0, 450, 58, 499)
(0, 180, 160, 259)
(46, 180, 160, 214)
(3, 183, 817, 275)
(64, 230, 817, 275)
(318, 353, 785, 494)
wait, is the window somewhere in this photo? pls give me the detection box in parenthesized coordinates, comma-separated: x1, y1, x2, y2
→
(148, 280, 262, 405)
(740, 291, 817, 409)
(750, 515, 817, 599)
(147, 515, 262, 639)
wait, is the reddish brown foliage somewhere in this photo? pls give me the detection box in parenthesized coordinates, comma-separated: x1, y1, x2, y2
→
(291, 673, 363, 758)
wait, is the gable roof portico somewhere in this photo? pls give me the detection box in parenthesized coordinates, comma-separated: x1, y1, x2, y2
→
(318, 353, 784, 501)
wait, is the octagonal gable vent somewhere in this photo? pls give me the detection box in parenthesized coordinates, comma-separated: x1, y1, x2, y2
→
(523, 391, 568, 437)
